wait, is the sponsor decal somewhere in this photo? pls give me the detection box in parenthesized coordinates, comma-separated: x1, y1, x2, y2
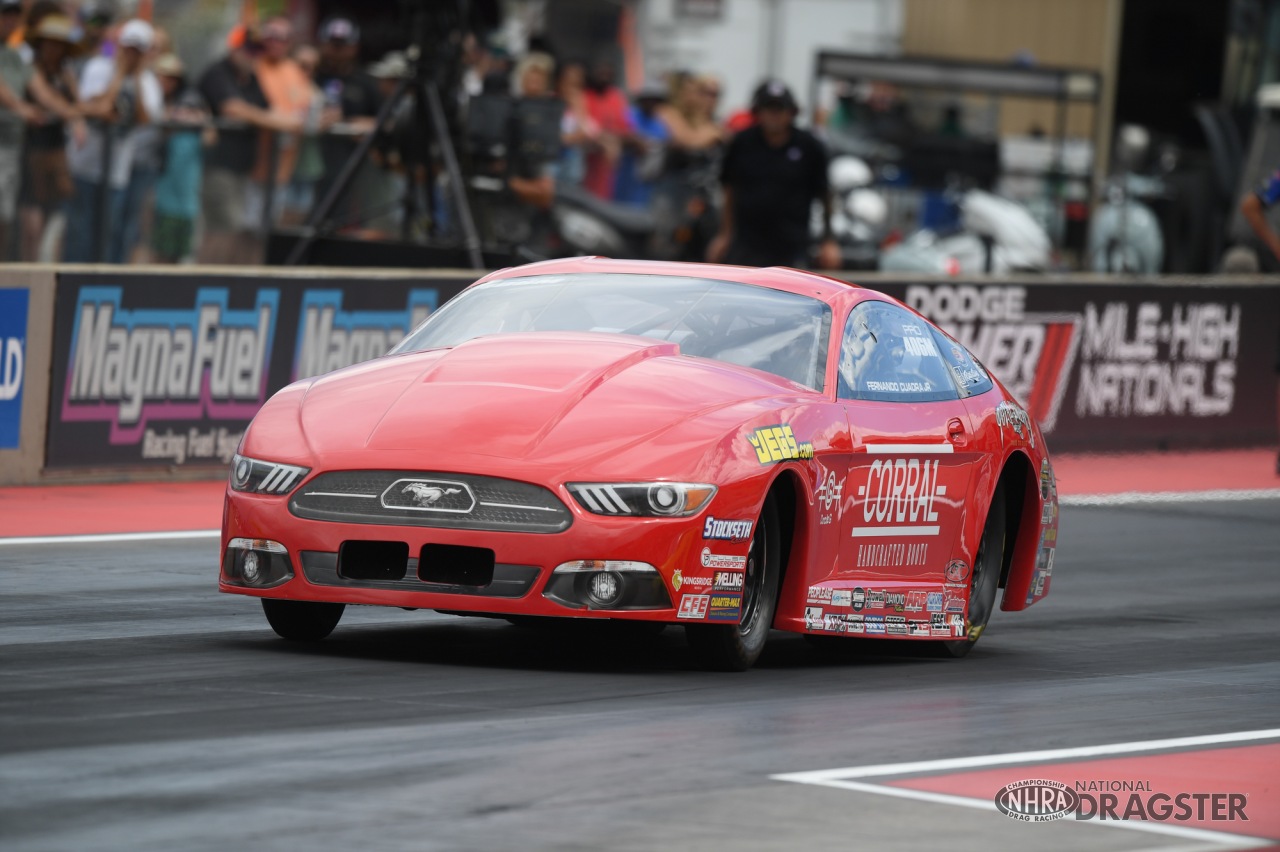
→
(1040, 458, 1056, 500)
(676, 594, 710, 619)
(846, 614, 865, 634)
(866, 590, 886, 609)
(884, 592, 906, 612)
(926, 592, 943, 613)
(909, 621, 931, 637)
(703, 516, 753, 541)
(904, 591, 929, 612)
(850, 455, 948, 538)
(930, 613, 949, 635)
(747, 424, 814, 464)
(945, 593, 966, 614)
(815, 468, 842, 526)
(672, 569, 682, 591)
(804, 606, 824, 629)
(995, 400, 1034, 448)
(292, 289, 437, 380)
(1075, 301, 1237, 419)
(831, 589, 852, 607)
(949, 614, 965, 636)
(707, 593, 742, 621)
(851, 587, 865, 611)
(885, 615, 908, 635)
(807, 585, 834, 604)
(994, 778, 1249, 826)
(856, 542, 928, 568)
(0, 289, 28, 449)
(713, 570, 744, 591)
(824, 613, 847, 634)
(701, 549, 746, 570)
(864, 615, 885, 634)
(674, 570, 713, 592)
(945, 560, 970, 584)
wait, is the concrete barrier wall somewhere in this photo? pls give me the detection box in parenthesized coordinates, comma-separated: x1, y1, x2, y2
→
(3, 265, 1277, 485)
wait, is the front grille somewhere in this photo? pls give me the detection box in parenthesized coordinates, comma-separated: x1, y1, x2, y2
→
(290, 471, 572, 533)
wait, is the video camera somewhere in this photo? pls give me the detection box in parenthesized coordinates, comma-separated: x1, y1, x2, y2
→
(466, 94, 564, 174)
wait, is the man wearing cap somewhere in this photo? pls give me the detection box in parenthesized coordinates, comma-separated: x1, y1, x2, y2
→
(63, 18, 163, 263)
(0, 0, 38, 256)
(708, 78, 840, 269)
(613, 78, 670, 207)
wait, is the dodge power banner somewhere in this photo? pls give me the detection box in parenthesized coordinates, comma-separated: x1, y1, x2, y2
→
(47, 273, 472, 469)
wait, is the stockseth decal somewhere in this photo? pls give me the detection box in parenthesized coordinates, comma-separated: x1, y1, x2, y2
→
(0, 289, 28, 449)
(703, 516, 753, 541)
(747, 424, 813, 464)
(293, 289, 437, 380)
(850, 444, 953, 538)
(63, 286, 278, 444)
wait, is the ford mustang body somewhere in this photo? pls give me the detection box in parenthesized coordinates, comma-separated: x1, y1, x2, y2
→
(220, 258, 1059, 669)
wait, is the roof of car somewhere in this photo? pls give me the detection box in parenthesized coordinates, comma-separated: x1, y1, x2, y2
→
(475, 257, 869, 304)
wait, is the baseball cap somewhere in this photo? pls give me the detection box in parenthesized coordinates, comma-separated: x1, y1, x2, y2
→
(118, 19, 154, 51)
(751, 78, 797, 112)
(319, 17, 359, 43)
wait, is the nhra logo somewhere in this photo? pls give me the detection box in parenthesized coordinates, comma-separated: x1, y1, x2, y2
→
(64, 287, 278, 441)
(995, 780, 1078, 822)
(293, 289, 437, 380)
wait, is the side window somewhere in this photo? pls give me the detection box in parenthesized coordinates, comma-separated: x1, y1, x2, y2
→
(930, 327, 995, 397)
(837, 301, 960, 402)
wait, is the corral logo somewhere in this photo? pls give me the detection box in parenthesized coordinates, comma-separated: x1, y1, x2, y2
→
(293, 289, 437, 380)
(851, 457, 946, 538)
(63, 287, 278, 444)
(905, 285, 1080, 432)
(0, 288, 28, 450)
(995, 780, 1078, 821)
(1074, 301, 1238, 419)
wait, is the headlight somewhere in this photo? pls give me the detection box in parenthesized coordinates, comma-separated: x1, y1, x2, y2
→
(566, 482, 716, 517)
(229, 454, 310, 495)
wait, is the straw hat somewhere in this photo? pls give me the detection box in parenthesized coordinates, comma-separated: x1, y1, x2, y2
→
(26, 14, 86, 54)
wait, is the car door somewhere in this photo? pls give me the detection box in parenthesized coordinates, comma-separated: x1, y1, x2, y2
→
(835, 301, 982, 625)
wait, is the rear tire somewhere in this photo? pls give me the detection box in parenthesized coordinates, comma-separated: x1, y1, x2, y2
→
(261, 599, 345, 641)
(936, 486, 1006, 658)
(686, 494, 782, 671)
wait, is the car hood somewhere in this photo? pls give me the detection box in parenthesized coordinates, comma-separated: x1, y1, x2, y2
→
(288, 332, 811, 473)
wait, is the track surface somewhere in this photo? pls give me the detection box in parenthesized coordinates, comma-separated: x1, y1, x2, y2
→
(2, 469, 1279, 850)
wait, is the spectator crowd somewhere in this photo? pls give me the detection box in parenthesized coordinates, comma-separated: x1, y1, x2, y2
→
(0, 1, 775, 266)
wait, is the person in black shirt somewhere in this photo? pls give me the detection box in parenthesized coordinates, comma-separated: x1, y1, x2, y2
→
(196, 25, 301, 264)
(708, 79, 840, 269)
(312, 17, 382, 229)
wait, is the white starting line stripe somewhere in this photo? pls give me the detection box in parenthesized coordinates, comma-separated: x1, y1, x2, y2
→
(0, 529, 221, 546)
(773, 728, 1280, 850)
(1061, 488, 1280, 506)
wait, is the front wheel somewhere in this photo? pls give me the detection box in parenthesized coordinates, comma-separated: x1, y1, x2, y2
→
(936, 486, 1006, 658)
(261, 599, 345, 641)
(686, 494, 783, 671)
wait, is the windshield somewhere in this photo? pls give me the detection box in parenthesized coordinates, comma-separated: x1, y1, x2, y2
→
(393, 273, 832, 391)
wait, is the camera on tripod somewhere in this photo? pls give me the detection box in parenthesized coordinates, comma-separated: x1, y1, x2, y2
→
(466, 94, 564, 174)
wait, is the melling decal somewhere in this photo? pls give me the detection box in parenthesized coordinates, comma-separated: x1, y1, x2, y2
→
(63, 286, 277, 449)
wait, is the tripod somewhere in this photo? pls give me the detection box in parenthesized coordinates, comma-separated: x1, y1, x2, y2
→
(284, 3, 484, 268)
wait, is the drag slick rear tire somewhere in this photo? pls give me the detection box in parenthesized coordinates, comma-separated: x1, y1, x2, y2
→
(936, 486, 1006, 658)
(686, 494, 782, 671)
(262, 599, 345, 641)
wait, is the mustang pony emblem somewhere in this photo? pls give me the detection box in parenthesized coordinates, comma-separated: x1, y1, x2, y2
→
(402, 484, 463, 506)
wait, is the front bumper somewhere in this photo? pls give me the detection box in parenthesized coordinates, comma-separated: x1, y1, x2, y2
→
(220, 488, 737, 621)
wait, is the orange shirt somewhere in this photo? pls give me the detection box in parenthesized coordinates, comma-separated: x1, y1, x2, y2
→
(253, 56, 313, 184)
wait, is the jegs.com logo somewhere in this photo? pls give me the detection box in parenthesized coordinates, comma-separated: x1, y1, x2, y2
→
(994, 778, 1248, 823)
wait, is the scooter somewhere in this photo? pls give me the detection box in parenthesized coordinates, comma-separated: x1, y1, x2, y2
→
(1086, 125, 1166, 274)
(879, 189, 1052, 274)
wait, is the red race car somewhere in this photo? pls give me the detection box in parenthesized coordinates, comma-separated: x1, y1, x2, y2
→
(221, 258, 1059, 670)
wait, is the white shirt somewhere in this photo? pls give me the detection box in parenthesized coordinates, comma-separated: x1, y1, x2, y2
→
(67, 56, 163, 188)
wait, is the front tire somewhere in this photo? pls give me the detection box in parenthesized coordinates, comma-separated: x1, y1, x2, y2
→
(261, 599, 345, 641)
(936, 486, 1006, 658)
(686, 493, 783, 671)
